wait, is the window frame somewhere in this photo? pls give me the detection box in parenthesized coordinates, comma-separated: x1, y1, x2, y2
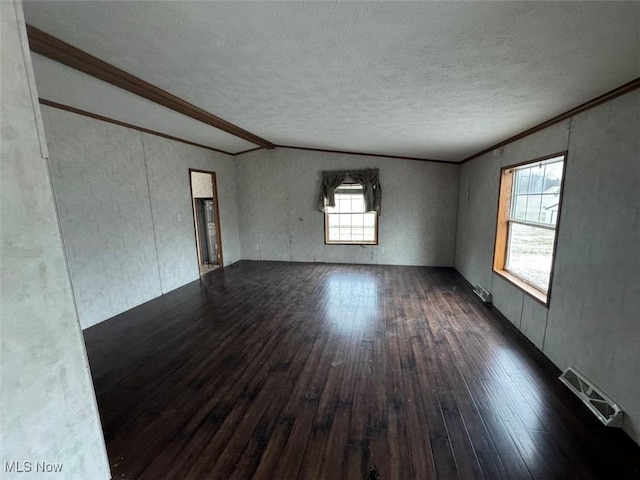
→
(493, 151, 568, 306)
(324, 182, 379, 246)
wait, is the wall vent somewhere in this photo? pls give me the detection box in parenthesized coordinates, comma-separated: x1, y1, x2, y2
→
(559, 367, 623, 427)
(473, 284, 492, 303)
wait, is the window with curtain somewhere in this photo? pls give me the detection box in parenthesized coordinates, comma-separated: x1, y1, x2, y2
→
(324, 183, 378, 244)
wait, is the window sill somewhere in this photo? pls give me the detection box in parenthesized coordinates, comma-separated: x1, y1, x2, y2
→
(325, 242, 378, 246)
(493, 269, 549, 307)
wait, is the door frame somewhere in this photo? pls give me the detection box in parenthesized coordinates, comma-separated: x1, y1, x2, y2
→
(189, 169, 224, 270)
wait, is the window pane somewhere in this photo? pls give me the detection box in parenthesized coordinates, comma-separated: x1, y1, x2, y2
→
(351, 197, 365, 213)
(342, 227, 352, 241)
(511, 164, 562, 225)
(337, 197, 350, 212)
(524, 195, 542, 223)
(527, 165, 545, 194)
(543, 161, 563, 192)
(540, 194, 560, 225)
(506, 223, 556, 291)
(364, 213, 376, 227)
(511, 195, 528, 221)
(515, 164, 550, 194)
(363, 227, 375, 241)
(514, 168, 531, 194)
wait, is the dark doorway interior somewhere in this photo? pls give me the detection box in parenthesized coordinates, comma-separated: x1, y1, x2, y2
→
(194, 198, 218, 268)
(190, 170, 223, 275)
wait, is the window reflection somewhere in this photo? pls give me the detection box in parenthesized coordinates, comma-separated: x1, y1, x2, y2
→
(324, 272, 379, 335)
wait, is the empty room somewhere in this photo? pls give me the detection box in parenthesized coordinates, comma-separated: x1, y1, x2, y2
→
(2, 1, 639, 479)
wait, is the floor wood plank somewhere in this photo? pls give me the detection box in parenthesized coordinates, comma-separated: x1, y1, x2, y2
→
(83, 261, 640, 479)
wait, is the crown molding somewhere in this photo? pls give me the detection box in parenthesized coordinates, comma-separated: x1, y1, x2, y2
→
(39, 99, 234, 156)
(233, 147, 264, 156)
(274, 145, 457, 164)
(462, 77, 640, 164)
(27, 25, 275, 150)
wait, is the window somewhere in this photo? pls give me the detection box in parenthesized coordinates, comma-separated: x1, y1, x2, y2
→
(325, 183, 378, 244)
(493, 153, 566, 304)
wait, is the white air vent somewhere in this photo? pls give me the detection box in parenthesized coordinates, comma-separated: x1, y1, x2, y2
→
(473, 284, 492, 303)
(559, 367, 623, 427)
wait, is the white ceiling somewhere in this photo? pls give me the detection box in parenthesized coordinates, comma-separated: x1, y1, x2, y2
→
(24, 1, 639, 162)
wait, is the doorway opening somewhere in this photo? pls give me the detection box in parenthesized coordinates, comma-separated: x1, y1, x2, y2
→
(189, 169, 224, 276)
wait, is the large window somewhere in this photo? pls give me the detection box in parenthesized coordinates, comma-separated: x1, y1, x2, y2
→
(325, 183, 378, 245)
(494, 153, 566, 304)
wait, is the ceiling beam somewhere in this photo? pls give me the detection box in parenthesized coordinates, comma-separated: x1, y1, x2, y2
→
(27, 25, 275, 149)
(462, 77, 640, 164)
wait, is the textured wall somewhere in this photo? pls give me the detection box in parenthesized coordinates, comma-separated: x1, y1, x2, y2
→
(236, 148, 459, 266)
(143, 134, 241, 292)
(454, 92, 640, 444)
(455, 120, 570, 349)
(41, 107, 241, 328)
(543, 92, 640, 443)
(42, 107, 162, 328)
(0, 1, 110, 478)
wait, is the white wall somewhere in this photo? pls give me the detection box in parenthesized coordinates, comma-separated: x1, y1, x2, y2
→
(41, 107, 242, 328)
(454, 91, 640, 444)
(236, 148, 459, 266)
(0, 1, 110, 478)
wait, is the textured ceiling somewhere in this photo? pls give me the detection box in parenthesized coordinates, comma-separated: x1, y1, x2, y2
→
(24, 1, 639, 162)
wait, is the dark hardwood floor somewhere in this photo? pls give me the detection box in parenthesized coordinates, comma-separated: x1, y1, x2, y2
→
(84, 261, 640, 479)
